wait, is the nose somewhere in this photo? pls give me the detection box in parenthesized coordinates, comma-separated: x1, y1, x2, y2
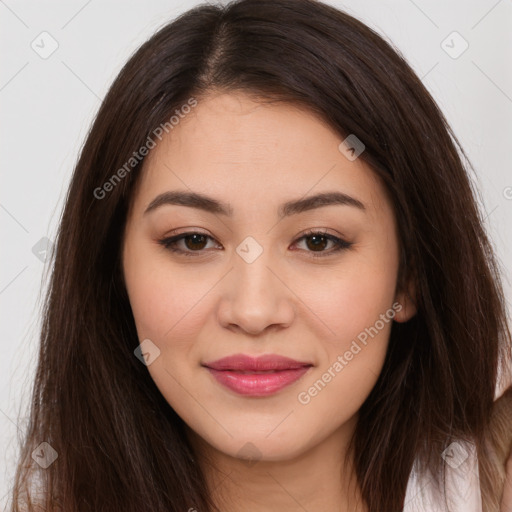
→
(216, 249, 296, 336)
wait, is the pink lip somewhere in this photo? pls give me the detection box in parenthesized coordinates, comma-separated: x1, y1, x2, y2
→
(202, 354, 313, 397)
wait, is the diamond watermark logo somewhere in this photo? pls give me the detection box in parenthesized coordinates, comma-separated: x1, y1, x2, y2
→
(134, 338, 161, 366)
(441, 31, 469, 59)
(31, 237, 54, 262)
(441, 442, 469, 469)
(31, 31, 59, 59)
(338, 134, 365, 161)
(236, 442, 262, 468)
(236, 236, 263, 264)
(32, 442, 58, 469)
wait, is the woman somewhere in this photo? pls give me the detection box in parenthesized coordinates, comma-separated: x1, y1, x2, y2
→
(8, 0, 512, 510)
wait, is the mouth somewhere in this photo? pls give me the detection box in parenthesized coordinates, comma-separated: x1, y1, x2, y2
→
(202, 354, 313, 397)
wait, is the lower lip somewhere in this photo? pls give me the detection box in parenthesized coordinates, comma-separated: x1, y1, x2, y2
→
(205, 367, 311, 396)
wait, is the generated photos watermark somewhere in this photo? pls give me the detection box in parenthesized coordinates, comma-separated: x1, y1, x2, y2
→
(93, 97, 198, 200)
(297, 301, 403, 405)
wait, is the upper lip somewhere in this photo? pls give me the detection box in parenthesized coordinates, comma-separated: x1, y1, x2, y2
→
(202, 354, 313, 371)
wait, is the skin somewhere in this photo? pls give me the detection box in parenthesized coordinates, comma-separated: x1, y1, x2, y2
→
(122, 91, 417, 512)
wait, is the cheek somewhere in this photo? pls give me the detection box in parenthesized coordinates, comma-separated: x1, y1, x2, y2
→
(294, 247, 398, 407)
(123, 244, 211, 344)
(123, 255, 210, 416)
(298, 250, 399, 347)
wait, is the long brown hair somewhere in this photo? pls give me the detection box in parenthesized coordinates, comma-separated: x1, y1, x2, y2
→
(481, 386, 512, 512)
(8, 0, 512, 510)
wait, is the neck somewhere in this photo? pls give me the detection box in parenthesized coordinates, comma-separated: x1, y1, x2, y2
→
(187, 414, 368, 512)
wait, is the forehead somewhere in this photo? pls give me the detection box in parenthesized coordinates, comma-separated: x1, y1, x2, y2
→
(132, 92, 392, 219)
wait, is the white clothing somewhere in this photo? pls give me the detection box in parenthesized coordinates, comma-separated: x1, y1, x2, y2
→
(403, 440, 482, 511)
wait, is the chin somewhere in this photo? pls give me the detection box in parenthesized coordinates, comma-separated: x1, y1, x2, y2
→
(203, 430, 311, 464)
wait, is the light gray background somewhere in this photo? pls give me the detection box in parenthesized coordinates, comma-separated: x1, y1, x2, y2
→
(1, 0, 511, 505)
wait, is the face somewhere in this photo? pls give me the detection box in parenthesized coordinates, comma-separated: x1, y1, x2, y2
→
(122, 92, 416, 463)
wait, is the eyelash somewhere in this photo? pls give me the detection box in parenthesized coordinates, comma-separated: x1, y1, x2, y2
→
(157, 229, 352, 258)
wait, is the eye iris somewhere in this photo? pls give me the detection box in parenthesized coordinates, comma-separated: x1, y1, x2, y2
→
(185, 234, 208, 250)
(306, 234, 328, 251)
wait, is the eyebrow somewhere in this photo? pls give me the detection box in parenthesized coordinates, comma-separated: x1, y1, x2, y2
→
(143, 190, 366, 217)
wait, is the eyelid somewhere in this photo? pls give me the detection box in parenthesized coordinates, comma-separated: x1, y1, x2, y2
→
(157, 228, 352, 257)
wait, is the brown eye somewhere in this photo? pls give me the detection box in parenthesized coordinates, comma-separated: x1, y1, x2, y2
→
(181, 234, 208, 251)
(158, 230, 352, 258)
(158, 232, 219, 256)
(293, 231, 352, 257)
(304, 234, 330, 252)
